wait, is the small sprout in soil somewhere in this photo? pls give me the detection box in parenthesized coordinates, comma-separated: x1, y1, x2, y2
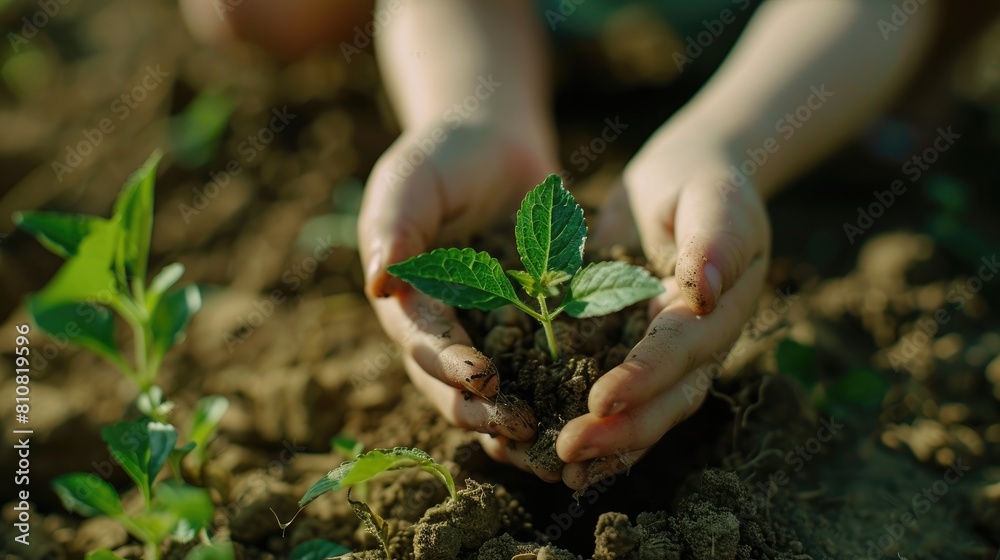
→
(289, 448, 458, 559)
(388, 174, 664, 359)
(288, 539, 352, 560)
(51, 418, 215, 560)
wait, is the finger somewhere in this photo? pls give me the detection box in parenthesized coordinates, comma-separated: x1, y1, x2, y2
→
(561, 448, 649, 491)
(672, 183, 769, 314)
(587, 257, 766, 418)
(358, 144, 444, 299)
(558, 369, 706, 463)
(406, 361, 535, 441)
(477, 434, 562, 483)
(621, 167, 678, 276)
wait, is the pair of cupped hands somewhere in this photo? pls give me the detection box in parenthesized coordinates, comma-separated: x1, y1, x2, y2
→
(358, 115, 770, 490)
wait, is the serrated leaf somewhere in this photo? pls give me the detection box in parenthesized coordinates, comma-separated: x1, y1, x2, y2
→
(51, 473, 124, 518)
(151, 480, 214, 542)
(515, 174, 586, 282)
(13, 211, 107, 259)
(562, 261, 663, 318)
(299, 447, 454, 507)
(289, 539, 352, 560)
(101, 419, 177, 506)
(184, 542, 235, 560)
(387, 248, 519, 311)
(31, 219, 122, 309)
(113, 150, 162, 285)
(27, 300, 122, 367)
(348, 494, 390, 560)
(150, 284, 202, 358)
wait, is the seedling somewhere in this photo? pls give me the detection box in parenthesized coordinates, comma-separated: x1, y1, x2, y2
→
(14, 151, 201, 421)
(51, 418, 215, 560)
(289, 448, 457, 559)
(388, 174, 663, 359)
(17, 152, 231, 559)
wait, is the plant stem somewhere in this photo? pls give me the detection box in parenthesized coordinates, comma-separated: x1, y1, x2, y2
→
(144, 539, 159, 560)
(536, 296, 559, 360)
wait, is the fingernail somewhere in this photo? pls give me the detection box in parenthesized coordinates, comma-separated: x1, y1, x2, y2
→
(704, 262, 722, 302)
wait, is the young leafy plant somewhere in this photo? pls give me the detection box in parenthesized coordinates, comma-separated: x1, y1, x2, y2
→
(387, 174, 663, 359)
(292, 448, 457, 559)
(51, 418, 214, 560)
(14, 151, 201, 421)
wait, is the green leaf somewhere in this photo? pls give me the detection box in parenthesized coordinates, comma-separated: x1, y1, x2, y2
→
(169, 90, 238, 168)
(348, 495, 390, 560)
(101, 419, 178, 505)
(331, 435, 364, 460)
(514, 174, 586, 282)
(12, 211, 107, 259)
(189, 395, 229, 464)
(27, 300, 122, 367)
(113, 150, 162, 285)
(151, 480, 214, 542)
(31, 219, 122, 309)
(561, 261, 663, 318)
(775, 340, 818, 389)
(185, 542, 235, 560)
(300, 447, 456, 507)
(146, 263, 186, 314)
(86, 550, 127, 560)
(289, 539, 352, 560)
(827, 368, 888, 409)
(51, 473, 124, 518)
(128, 510, 176, 543)
(150, 284, 202, 358)
(387, 248, 520, 311)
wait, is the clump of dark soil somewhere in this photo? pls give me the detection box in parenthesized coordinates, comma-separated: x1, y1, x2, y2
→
(463, 298, 649, 471)
(592, 469, 805, 560)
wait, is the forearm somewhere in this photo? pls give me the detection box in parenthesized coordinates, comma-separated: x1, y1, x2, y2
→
(646, 0, 938, 197)
(375, 0, 552, 140)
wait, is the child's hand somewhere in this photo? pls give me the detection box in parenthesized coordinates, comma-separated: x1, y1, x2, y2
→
(555, 144, 771, 490)
(359, 118, 560, 471)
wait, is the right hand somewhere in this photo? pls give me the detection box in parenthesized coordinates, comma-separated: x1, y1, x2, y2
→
(359, 117, 561, 479)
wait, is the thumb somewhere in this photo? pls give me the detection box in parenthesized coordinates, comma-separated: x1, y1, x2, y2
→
(358, 150, 444, 299)
(672, 184, 769, 315)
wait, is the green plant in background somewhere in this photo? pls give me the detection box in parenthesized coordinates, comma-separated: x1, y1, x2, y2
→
(51, 419, 214, 560)
(388, 174, 664, 359)
(294, 447, 457, 559)
(14, 151, 208, 420)
(15, 152, 231, 559)
(776, 339, 889, 412)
